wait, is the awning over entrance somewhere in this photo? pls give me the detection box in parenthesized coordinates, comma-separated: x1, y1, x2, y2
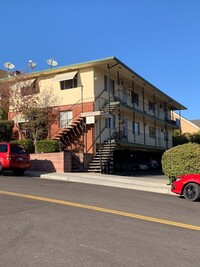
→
(52, 71, 78, 82)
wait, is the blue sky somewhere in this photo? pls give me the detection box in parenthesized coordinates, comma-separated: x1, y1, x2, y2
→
(1, 0, 200, 119)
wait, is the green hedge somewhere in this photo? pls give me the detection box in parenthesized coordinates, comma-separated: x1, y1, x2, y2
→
(11, 140, 35, 153)
(173, 131, 200, 146)
(36, 140, 60, 153)
(162, 142, 200, 182)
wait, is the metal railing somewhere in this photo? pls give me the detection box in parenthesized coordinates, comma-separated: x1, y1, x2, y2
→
(86, 125, 107, 154)
(116, 89, 178, 126)
(110, 127, 171, 149)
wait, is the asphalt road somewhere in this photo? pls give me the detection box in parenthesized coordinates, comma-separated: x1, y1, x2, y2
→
(0, 174, 200, 267)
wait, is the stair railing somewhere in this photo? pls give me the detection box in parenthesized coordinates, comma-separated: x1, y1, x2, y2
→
(85, 125, 107, 154)
(50, 98, 83, 139)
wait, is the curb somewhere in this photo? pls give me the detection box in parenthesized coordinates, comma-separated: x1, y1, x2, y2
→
(27, 172, 173, 195)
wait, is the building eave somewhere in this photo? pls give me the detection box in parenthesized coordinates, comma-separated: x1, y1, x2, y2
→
(0, 56, 186, 111)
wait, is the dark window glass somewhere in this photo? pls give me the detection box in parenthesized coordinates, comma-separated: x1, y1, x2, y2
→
(60, 75, 78, 90)
(149, 127, 156, 138)
(131, 92, 139, 106)
(148, 101, 155, 112)
(11, 145, 27, 154)
(0, 144, 7, 152)
(133, 122, 140, 135)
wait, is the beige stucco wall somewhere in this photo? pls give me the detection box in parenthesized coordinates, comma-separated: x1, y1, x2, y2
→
(173, 112, 200, 133)
(37, 67, 95, 106)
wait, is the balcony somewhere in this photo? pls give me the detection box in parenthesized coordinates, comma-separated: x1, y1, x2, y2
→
(111, 127, 172, 149)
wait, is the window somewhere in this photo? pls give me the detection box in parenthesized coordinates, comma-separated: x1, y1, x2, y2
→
(59, 111, 72, 128)
(133, 122, 140, 135)
(131, 92, 139, 106)
(11, 144, 28, 154)
(149, 126, 156, 138)
(104, 75, 115, 95)
(106, 115, 115, 129)
(148, 101, 155, 112)
(60, 75, 77, 90)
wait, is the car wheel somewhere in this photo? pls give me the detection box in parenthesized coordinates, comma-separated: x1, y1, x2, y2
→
(183, 183, 200, 201)
(13, 169, 25, 176)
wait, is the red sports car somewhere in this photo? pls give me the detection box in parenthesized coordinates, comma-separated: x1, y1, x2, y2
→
(171, 174, 200, 201)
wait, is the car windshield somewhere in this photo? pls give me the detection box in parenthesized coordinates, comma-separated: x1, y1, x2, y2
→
(11, 145, 27, 154)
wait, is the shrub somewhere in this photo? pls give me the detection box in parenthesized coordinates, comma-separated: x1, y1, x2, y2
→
(162, 142, 200, 182)
(36, 140, 60, 153)
(173, 131, 200, 146)
(11, 140, 35, 153)
(173, 134, 188, 146)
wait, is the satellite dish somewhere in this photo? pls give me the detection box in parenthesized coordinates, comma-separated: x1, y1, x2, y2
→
(4, 62, 15, 71)
(28, 60, 37, 69)
(47, 59, 58, 68)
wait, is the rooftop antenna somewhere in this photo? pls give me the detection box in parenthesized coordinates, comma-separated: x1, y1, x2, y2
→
(28, 60, 37, 70)
(47, 59, 58, 69)
(4, 62, 15, 72)
(3, 62, 15, 77)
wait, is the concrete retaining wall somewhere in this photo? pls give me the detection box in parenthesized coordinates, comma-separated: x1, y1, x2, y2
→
(29, 151, 72, 173)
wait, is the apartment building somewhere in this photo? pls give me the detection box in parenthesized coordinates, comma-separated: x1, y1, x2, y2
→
(6, 56, 186, 172)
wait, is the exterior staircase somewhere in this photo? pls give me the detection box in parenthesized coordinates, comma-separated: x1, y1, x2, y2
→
(52, 117, 86, 172)
(85, 100, 119, 173)
(52, 117, 83, 149)
(51, 100, 119, 173)
(87, 141, 118, 173)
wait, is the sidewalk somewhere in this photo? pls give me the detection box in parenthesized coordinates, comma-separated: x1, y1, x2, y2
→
(26, 170, 173, 195)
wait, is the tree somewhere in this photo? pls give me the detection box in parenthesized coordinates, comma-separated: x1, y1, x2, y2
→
(0, 76, 13, 120)
(14, 87, 60, 145)
(9, 74, 39, 114)
(21, 87, 60, 141)
(1, 72, 60, 144)
(0, 120, 14, 141)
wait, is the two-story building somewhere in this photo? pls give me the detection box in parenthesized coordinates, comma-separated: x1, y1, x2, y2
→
(173, 112, 200, 134)
(6, 56, 186, 172)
